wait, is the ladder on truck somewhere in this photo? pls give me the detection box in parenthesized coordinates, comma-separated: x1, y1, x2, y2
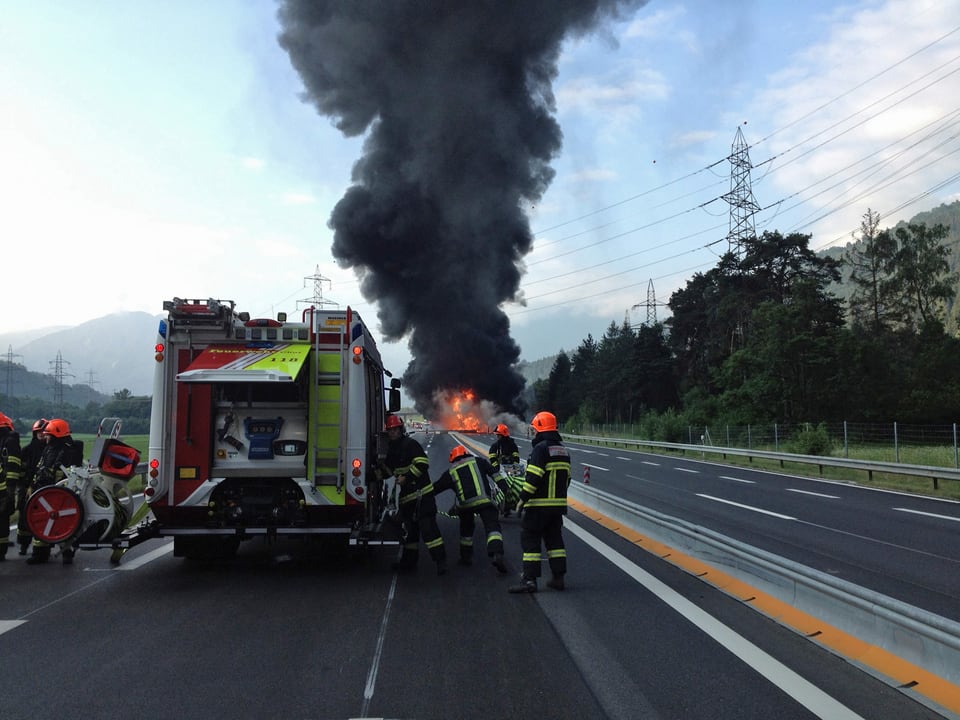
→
(311, 314, 346, 494)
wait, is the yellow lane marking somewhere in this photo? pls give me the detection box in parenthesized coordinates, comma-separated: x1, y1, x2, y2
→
(567, 497, 960, 715)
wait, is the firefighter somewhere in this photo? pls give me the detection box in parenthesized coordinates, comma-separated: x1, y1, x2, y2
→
(382, 414, 447, 575)
(508, 410, 571, 594)
(488, 423, 520, 471)
(433, 445, 508, 573)
(26, 418, 83, 565)
(488, 423, 522, 517)
(16, 418, 47, 554)
(0, 412, 23, 562)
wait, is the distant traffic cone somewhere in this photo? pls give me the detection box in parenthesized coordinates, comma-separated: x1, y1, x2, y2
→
(583, 466, 590, 484)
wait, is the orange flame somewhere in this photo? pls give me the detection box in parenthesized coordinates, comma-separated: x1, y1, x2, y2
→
(434, 388, 491, 433)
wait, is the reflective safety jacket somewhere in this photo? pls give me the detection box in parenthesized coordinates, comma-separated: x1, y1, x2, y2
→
(433, 454, 508, 510)
(487, 435, 520, 470)
(385, 434, 434, 507)
(519, 430, 571, 513)
(0, 428, 23, 496)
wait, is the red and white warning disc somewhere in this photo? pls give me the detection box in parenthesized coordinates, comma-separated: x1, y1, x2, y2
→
(25, 486, 85, 543)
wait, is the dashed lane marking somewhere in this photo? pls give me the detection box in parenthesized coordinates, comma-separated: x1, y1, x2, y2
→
(696, 493, 796, 520)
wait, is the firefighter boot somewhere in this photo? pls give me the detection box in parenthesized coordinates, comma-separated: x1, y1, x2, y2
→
(508, 575, 538, 593)
(26, 546, 51, 565)
(62, 547, 76, 565)
(0, 543, 7, 562)
(547, 573, 565, 591)
(491, 553, 507, 574)
(18, 540, 30, 556)
(436, 558, 447, 576)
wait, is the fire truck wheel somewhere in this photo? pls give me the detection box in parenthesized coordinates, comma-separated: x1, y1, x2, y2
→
(25, 486, 85, 544)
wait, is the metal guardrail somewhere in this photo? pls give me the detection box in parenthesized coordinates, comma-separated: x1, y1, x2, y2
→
(569, 482, 960, 698)
(565, 433, 960, 490)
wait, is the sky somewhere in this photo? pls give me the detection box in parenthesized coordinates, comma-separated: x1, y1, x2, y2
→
(3, 0, 960, 387)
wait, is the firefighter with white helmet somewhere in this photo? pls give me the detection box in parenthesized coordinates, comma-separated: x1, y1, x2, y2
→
(0, 412, 22, 562)
(382, 414, 447, 575)
(508, 410, 571, 594)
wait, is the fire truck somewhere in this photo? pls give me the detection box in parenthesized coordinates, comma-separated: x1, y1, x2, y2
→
(122, 297, 402, 559)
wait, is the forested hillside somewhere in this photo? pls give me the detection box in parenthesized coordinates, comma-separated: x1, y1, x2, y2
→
(532, 201, 960, 434)
(823, 200, 960, 330)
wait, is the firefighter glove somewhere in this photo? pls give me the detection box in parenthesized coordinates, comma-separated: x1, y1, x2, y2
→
(515, 499, 524, 514)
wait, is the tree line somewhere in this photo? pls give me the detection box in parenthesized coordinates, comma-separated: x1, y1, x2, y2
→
(0, 388, 151, 436)
(532, 212, 960, 439)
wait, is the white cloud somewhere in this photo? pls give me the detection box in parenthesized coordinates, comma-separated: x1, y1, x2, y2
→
(280, 192, 317, 205)
(748, 0, 960, 248)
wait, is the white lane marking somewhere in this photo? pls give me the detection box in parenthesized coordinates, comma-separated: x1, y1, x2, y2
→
(616, 456, 631, 461)
(675, 467, 699, 474)
(581, 463, 608, 471)
(0, 620, 27, 636)
(786, 488, 840, 499)
(721, 475, 755, 484)
(641, 461, 660, 467)
(697, 494, 796, 520)
(893, 507, 960, 523)
(360, 573, 399, 718)
(566, 520, 868, 720)
(116, 542, 175, 570)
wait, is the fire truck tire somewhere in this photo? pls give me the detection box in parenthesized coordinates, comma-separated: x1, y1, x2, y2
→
(24, 486, 85, 544)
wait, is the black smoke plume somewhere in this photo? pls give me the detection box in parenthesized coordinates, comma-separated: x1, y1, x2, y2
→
(277, 1, 646, 418)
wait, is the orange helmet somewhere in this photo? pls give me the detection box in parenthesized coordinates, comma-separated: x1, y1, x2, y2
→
(385, 415, 404, 430)
(495, 423, 510, 437)
(449, 445, 468, 463)
(531, 411, 557, 433)
(0, 412, 12, 430)
(43, 418, 71, 438)
(33, 418, 49, 433)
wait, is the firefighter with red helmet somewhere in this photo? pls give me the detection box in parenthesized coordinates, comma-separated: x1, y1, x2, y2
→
(26, 418, 83, 565)
(15, 418, 47, 554)
(0, 412, 23, 562)
(432, 445, 509, 573)
(487, 423, 520, 471)
(382, 414, 447, 575)
(508, 410, 571, 594)
(488, 423, 522, 517)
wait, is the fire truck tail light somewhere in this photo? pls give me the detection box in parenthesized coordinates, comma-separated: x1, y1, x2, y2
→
(351, 457, 362, 477)
(144, 487, 155, 498)
(352, 346, 362, 364)
(155, 342, 165, 362)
